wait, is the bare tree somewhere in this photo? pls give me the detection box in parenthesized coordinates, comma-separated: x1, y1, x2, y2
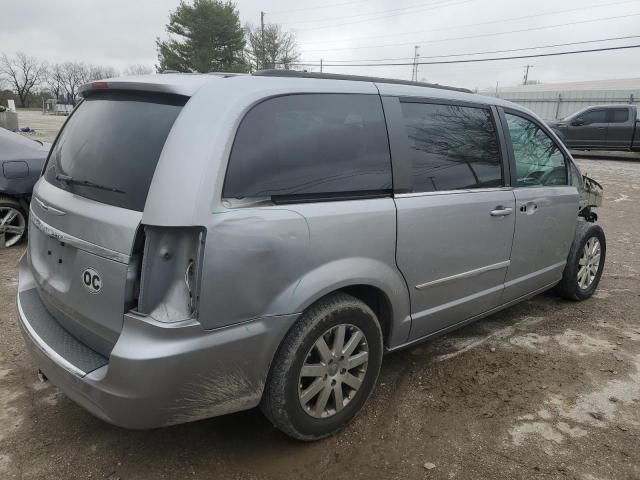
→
(44, 63, 64, 101)
(124, 64, 153, 76)
(245, 24, 299, 71)
(55, 62, 118, 104)
(0, 52, 47, 107)
(88, 65, 119, 81)
(57, 62, 89, 105)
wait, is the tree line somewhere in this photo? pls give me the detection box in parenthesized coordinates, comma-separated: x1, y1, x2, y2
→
(1, 0, 300, 108)
(0, 54, 153, 107)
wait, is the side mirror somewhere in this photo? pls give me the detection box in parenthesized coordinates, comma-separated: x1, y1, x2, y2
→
(571, 118, 585, 126)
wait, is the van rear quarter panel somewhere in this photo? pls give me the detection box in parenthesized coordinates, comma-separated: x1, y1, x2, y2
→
(142, 77, 412, 347)
(200, 199, 410, 344)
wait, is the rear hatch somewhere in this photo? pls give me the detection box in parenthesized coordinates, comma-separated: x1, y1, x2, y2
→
(29, 90, 187, 356)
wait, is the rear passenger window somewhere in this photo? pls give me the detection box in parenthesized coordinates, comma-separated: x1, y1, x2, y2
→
(609, 109, 629, 123)
(223, 94, 392, 200)
(505, 113, 568, 187)
(400, 102, 502, 192)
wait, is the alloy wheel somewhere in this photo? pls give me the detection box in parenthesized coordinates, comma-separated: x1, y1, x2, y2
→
(298, 324, 369, 418)
(577, 237, 601, 290)
(0, 206, 26, 248)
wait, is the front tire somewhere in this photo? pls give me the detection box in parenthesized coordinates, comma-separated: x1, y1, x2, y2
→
(261, 292, 383, 441)
(556, 222, 606, 301)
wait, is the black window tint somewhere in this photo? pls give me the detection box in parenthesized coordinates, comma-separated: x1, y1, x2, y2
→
(400, 102, 502, 192)
(223, 94, 392, 199)
(609, 108, 629, 123)
(505, 113, 568, 187)
(580, 109, 607, 125)
(44, 91, 186, 211)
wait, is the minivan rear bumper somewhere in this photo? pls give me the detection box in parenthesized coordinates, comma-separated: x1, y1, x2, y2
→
(16, 254, 298, 429)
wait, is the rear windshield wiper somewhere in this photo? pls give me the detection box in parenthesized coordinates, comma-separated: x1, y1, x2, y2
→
(56, 173, 126, 194)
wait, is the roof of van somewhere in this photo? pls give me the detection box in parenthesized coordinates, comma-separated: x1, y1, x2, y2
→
(78, 70, 518, 112)
(79, 70, 472, 96)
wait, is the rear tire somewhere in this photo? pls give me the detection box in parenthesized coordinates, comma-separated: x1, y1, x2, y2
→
(261, 292, 383, 441)
(0, 196, 27, 248)
(555, 222, 606, 301)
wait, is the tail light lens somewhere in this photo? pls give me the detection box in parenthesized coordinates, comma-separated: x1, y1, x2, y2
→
(136, 226, 205, 322)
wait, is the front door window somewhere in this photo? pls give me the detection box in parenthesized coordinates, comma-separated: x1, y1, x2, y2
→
(505, 113, 568, 187)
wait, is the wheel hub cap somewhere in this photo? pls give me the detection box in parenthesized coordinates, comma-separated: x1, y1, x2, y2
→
(0, 206, 26, 248)
(298, 324, 369, 418)
(577, 237, 601, 290)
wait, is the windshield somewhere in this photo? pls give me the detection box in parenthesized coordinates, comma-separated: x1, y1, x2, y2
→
(44, 90, 187, 211)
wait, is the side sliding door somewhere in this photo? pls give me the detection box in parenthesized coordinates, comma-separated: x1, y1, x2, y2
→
(384, 96, 516, 341)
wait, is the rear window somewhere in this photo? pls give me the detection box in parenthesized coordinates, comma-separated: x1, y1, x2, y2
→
(222, 94, 392, 201)
(44, 91, 186, 211)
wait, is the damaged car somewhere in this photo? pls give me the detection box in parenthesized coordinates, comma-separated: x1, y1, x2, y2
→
(16, 71, 605, 440)
(0, 127, 50, 247)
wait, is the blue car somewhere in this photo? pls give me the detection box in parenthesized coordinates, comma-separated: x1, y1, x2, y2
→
(0, 127, 50, 247)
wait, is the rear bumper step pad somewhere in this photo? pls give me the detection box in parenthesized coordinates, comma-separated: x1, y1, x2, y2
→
(17, 288, 108, 376)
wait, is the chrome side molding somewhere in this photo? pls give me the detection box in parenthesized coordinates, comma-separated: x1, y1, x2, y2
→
(416, 260, 511, 290)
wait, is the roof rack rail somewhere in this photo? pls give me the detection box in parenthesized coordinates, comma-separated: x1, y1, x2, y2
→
(252, 69, 472, 94)
(206, 72, 249, 77)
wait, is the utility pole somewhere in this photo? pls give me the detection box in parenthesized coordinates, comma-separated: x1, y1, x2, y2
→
(320, 59, 323, 73)
(411, 45, 420, 81)
(523, 64, 534, 85)
(260, 11, 265, 70)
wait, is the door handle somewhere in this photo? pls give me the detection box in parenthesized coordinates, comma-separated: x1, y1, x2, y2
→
(490, 206, 513, 217)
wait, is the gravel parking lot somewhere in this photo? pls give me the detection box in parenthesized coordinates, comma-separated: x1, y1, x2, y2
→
(12, 110, 66, 144)
(0, 157, 638, 480)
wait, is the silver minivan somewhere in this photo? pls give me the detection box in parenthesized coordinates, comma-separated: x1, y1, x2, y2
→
(16, 71, 605, 440)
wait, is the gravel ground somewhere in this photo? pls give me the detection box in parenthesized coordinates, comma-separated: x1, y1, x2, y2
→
(0, 158, 638, 480)
(14, 109, 66, 144)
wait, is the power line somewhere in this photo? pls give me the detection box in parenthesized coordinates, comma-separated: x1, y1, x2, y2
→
(300, 12, 640, 53)
(268, 0, 369, 16)
(298, 34, 640, 64)
(292, 44, 640, 67)
(278, 0, 471, 25)
(291, 0, 473, 32)
(298, 0, 636, 46)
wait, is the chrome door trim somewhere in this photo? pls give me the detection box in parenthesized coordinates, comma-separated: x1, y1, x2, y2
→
(415, 260, 511, 290)
(395, 187, 513, 199)
(30, 208, 130, 264)
(17, 292, 87, 377)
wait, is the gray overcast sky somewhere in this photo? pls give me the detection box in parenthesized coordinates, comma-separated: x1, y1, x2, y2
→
(1, 0, 639, 90)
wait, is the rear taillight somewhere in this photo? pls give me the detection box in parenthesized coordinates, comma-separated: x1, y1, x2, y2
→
(136, 226, 205, 322)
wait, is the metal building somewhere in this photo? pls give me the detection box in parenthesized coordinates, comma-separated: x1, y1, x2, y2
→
(483, 78, 640, 121)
